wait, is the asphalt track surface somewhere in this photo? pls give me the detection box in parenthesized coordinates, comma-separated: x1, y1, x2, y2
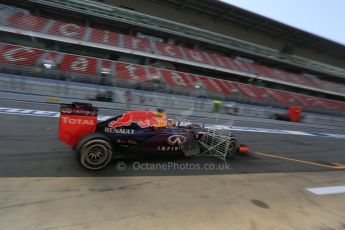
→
(1, 100, 345, 177)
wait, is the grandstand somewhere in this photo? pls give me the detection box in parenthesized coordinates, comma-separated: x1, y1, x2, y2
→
(0, 0, 345, 118)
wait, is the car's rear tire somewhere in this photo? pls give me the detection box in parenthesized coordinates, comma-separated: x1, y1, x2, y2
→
(75, 133, 113, 170)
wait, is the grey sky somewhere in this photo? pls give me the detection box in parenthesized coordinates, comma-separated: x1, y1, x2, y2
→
(220, 0, 345, 45)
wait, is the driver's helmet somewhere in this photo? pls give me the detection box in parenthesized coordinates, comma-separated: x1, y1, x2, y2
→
(153, 108, 167, 128)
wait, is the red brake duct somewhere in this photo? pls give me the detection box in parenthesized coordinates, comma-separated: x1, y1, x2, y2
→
(239, 144, 250, 154)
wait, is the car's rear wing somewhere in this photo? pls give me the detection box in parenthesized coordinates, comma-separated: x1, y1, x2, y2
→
(59, 102, 98, 147)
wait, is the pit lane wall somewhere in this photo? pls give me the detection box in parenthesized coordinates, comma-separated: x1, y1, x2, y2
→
(1, 73, 345, 127)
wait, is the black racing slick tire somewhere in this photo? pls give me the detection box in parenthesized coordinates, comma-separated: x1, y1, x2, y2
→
(75, 133, 113, 170)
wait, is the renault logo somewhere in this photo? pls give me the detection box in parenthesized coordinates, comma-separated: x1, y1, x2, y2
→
(168, 135, 187, 145)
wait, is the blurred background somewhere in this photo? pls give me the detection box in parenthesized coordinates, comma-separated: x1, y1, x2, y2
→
(0, 0, 344, 125)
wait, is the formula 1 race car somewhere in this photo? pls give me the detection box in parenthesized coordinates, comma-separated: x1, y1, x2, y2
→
(59, 102, 250, 170)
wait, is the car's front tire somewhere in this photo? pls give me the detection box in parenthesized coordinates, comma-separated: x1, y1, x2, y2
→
(75, 133, 113, 170)
(226, 139, 238, 158)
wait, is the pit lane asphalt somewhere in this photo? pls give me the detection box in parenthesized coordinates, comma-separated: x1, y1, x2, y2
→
(1, 101, 345, 176)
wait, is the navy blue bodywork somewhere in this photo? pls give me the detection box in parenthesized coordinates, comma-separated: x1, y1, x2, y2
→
(96, 116, 201, 157)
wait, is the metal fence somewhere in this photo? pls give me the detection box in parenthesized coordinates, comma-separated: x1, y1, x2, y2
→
(2, 70, 345, 127)
(0, 62, 344, 118)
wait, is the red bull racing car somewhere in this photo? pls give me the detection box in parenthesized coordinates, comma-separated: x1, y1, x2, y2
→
(59, 102, 250, 170)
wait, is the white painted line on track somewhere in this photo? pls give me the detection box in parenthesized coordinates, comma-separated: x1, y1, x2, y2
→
(282, 130, 315, 136)
(306, 186, 345, 195)
(1, 106, 345, 139)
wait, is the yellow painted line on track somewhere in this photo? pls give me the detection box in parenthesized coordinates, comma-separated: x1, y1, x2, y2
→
(255, 152, 345, 169)
(330, 162, 345, 168)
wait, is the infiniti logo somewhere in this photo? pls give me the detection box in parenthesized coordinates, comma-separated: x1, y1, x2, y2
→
(167, 135, 187, 145)
(61, 108, 72, 114)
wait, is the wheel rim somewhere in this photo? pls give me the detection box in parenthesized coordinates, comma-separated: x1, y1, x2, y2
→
(85, 144, 108, 165)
